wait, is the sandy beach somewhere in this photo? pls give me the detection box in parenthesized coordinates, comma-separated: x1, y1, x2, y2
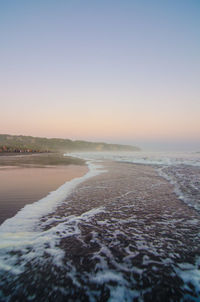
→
(1, 160, 199, 301)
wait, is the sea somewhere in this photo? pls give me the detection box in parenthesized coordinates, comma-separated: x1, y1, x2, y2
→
(70, 151, 200, 212)
(0, 151, 199, 301)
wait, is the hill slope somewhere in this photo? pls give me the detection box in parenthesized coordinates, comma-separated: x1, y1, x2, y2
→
(0, 134, 140, 153)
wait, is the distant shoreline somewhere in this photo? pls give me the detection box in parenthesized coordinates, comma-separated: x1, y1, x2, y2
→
(0, 152, 85, 167)
(0, 151, 51, 156)
(0, 133, 141, 153)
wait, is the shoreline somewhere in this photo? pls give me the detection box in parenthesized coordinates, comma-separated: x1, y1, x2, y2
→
(0, 154, 89, 225)
(0, 152, 85, 167)
(0, 159, 104, 231)
(0, 151, 51, 156)
(43, 161, 200, 300)
(0, 160, 200, 301)
(0, 161, 199, 300)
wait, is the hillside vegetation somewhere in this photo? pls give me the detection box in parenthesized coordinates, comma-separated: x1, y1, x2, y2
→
(0, 134, 140, 153)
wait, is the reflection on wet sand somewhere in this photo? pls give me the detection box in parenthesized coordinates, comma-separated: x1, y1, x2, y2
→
(0, 154, 88, 224)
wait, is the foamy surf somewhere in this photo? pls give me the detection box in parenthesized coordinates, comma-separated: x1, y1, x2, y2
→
(67, 151, 200, 167)
(0, 161, 105, 232)
(0, 154, 200, 301)
(69, 151, 200, 213)
(0, 160, 106, 274)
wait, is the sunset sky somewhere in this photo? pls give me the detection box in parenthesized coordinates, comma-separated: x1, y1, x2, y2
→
(1, 0, 200, 150)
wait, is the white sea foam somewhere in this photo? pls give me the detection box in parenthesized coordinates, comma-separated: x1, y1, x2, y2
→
(174, 259, 200, 299)
(0, 206, 106, 273)
(0, 161, 105, 233)
(67, 151, 200, 167)
(0, 160, 106, 273)
(1, 151, 200, 301)
(68, 151, 200, 213)
(158, 165, 200, 212)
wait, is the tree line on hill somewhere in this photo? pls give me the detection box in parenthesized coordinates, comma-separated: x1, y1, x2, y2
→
(0, 134, 140, 154)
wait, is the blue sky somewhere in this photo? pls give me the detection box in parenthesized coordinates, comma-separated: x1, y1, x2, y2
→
(0, 0, 200, 150)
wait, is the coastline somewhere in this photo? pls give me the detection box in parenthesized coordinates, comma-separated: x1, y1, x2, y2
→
(0, 153, 88, 225)
(42, 160, 200, 300)
(0, 160, 199, 301)
(0, 152, 85, 166)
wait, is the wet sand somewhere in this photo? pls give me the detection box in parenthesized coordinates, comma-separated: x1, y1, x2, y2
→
(2, 161, 199, 301)
(0, 152, 85, 166)
(0, 154, 88, 225)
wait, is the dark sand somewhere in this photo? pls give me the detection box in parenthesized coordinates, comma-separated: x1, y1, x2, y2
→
(4, 161, 199, 302)
(0, 154, 88, 225)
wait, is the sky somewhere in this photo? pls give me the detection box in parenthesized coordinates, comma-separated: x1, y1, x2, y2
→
(0, 0, 200, 150)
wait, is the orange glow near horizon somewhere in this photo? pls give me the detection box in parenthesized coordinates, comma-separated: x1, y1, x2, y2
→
(1, 1, 200, 149)
(1, 104, 199, 144)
